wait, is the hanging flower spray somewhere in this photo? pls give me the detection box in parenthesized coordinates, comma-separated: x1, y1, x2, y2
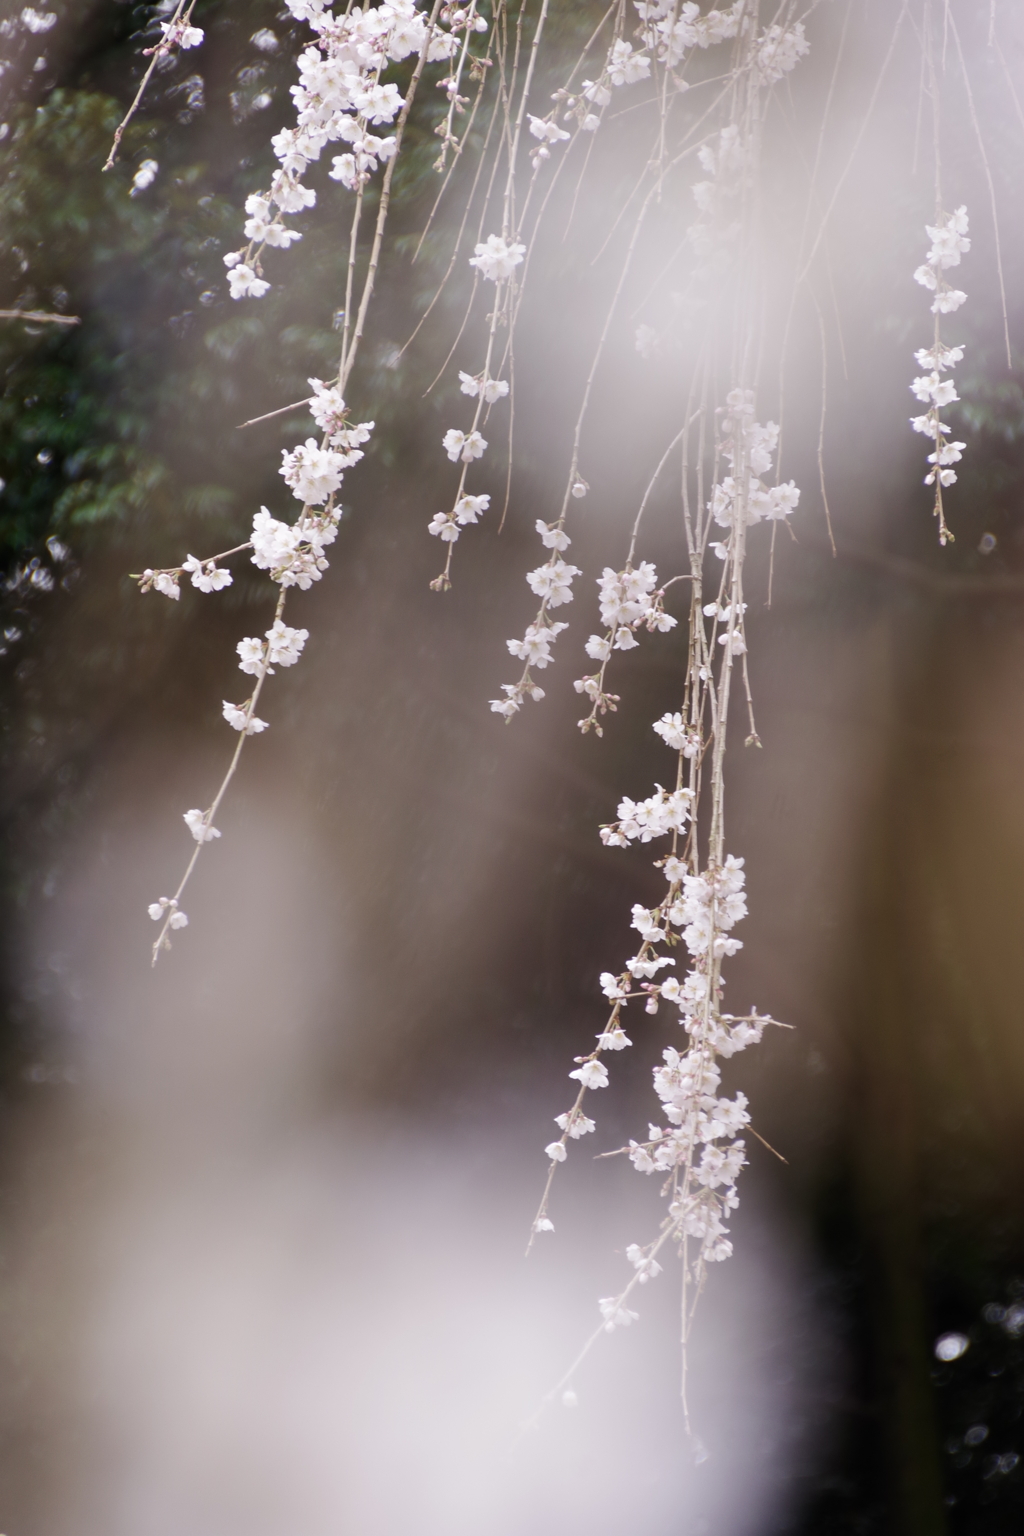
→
(111, 0, 996, 1422)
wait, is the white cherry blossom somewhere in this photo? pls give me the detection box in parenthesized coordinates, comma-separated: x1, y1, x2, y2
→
(183, 554, 231, 593)
(468, 233, 526, 282)
(222, 701, 269, 734)
(184, 809, 221, 844)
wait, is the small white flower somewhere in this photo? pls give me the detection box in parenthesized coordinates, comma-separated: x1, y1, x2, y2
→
(147, 896, 187, 929)
(535, 519, 570, 550)
(767, 481, 800, 520)
(598, 1296, 639, 1331)
(569, 1058, 609, 1090)
(144, 569, 180, 600)
(280, 439, 344, 505)
(600, 972, 628, 1001)
(237, 636, 265, 675)
(183, 809, 221, 843)
(228, 263, 270, 301)
(545, 1141, 567, 1162)
(625, 1243, 663, 1283)
(270, 171, 315, 214)
(468, 233, 526, 282)
(528, 114, 570, 144)
(265, 619, 308, 669)
(182, 554, 232, 593)
(428, 511, 459, 542)
(555, 1111, 596, 1138)
(606, 39, 650, 87)
(455, 493, 490, 524)
(222, 701, 269, 734)
(442, 428, 487, 463)
(459, 370, 508, 402)
(596, 1026, 632, 1051)
(526, 558, 580, 607)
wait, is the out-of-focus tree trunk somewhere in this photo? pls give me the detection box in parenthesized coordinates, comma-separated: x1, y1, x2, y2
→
(850, 606, 949, 1536)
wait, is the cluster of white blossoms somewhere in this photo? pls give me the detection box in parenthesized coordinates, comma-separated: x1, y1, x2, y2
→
(224, 0, 462, 300)
(237, 618, 309, 676)
(139, 381, 368, 601)
(459, 369, 508, 404)
(911, 207, 969, 544)
(539, 820, 769, 1274)
(222, 701, 268, 735)
(756, 19, 810, 83)
(600, 784, 693, 847)
(468, 232, 526, 282)
(143, 374, 366, 946)
(138, 553, 231, 600)
(184, 807, 221, 844)
(428, 239, 523, 575)
(652, 711, 701, 758)
(617, 853, 775, 1269)
(595, 563, 677, 647)
(634, 0, 741, 66)
(428, 493, 491, 542)
(532, 608, 783, 1336)
(687, 122, 753, 260)
(507, 620, 569, 669)
(528, 110, 570, 169)
(574, 563, 678, 728)
(282, 387, 372, 497)
(131, 0, 820, 1393)
(707, 390, 799, 579)
(143, 5, 422, 959)
(441, 427, 487, 463)
(490, 519, 583, 717)
(544, 28, 653, 146)
(182, 554, 231, 593)
(669, 855, 748, 960)
(913, 204, 970, 314)
(147, 895, 188, 929)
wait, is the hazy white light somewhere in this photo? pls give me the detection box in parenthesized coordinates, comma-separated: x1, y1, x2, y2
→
(934, 1332, 969, 1361)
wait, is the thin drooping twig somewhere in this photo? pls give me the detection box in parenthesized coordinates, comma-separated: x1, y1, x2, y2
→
(339, 0, 446, 391)
(812, 293, 836, 555)
(103, 0, 194, 172)
(150, 583, 286, 965)
(797, 0, 909, 285)
(0, 309, 80, 325)
(948, 8, 1012, 369)
(236, 397, 313, 432)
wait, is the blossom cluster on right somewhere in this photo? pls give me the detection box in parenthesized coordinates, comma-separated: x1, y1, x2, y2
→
(911, 205, 969, 545)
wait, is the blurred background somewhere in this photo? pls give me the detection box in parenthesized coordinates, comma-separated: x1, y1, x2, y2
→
(1, 2, 1024, 1532)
